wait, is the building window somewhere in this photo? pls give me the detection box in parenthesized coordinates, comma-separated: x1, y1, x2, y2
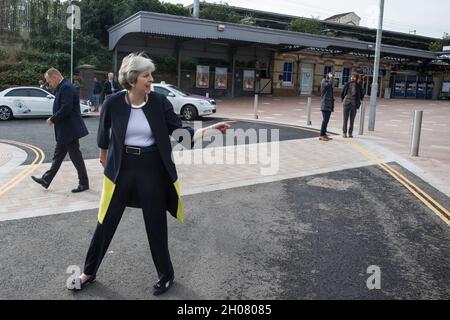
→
(324, 66, 332, 77)
(342, 68, 351, 84)
(283, 62, 294, 85)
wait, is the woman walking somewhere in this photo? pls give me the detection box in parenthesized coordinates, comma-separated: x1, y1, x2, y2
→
(70, 52, 235, 296)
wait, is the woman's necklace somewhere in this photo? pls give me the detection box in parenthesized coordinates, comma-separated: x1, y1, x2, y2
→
(127, 91, 148, 109)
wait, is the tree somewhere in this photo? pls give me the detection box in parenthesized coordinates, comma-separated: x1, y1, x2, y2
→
(288, 17, 324, 35)
(240, 16, 256, 26)
(200, 2, 240, 23)
(429, 39, 450, 52)
(162, 3, 190, 16)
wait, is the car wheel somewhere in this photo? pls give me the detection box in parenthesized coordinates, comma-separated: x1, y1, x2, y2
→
(0, 106, 13, 121)
(181, 105, 198, 121)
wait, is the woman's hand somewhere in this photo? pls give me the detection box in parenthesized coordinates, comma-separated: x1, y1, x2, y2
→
(204, 120, 237, 136)
(99, 149, 108, 168)
(193, 120, 237, 142)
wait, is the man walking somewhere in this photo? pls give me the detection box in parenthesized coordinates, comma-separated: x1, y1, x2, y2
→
(31, 68, 90, 193)
(341, 73, 364, 138)
(319, 72, 335, 141)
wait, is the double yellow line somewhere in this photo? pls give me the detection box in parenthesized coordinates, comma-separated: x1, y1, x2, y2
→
(341, 138, 450, 227)
(0, 139, 45, 197)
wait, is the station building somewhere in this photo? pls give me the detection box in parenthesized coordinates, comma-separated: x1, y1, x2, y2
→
(108, 6, 450, 100)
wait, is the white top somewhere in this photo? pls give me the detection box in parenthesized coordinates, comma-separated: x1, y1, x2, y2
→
(124, 106, 155, 147)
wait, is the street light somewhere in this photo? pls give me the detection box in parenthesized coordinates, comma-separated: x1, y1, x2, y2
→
(67, 1, 80, 83)
(368, 0, 385, 132)
(70, 2, 75, 83)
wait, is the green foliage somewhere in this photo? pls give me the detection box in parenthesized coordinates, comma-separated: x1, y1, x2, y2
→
(153, 56, 178, 73)
(200, 2, 241, 23)
(240, 16, 256, 26)
(0, 0, 231, 87)
(288, 17, 324, 35)
(180, 57, 198, 71)
(162, 3, 191, 16)
(0, 48, 70, 86)
(429, 39, 450, 52)
(0, 48, 9, 61)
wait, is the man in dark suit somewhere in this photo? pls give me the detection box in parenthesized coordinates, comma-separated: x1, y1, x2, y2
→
(31, 68, 90, 193)
(101, 72, 120, 103)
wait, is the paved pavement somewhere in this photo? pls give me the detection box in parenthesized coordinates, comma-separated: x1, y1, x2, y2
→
(0, 96, 449, 300)
(213, 96, 450, 197)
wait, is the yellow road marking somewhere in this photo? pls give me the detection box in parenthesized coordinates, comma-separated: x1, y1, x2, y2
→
(338, 138, 450, 227)
(0, 139, 45, 197)
(350, 142, 450, 219)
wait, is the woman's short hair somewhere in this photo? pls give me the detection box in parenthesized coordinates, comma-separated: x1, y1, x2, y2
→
(118, 52, 155, 89)
(351, 72, 360, 80)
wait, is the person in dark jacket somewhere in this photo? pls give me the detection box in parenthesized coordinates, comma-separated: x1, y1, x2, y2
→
(31, 68, 89, 193)
(92, 77, 102, 112)
(69, 52, 235, 296)
(319, 72, 335, 141)
(341, 73, 364, 138)
(102, 72, 120, 103)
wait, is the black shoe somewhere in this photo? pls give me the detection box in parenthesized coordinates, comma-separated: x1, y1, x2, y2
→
(72, 185, 89, 193)
(68, 275, 96, 291)
(31, 176, 49, 189)
(152, 276, 174, 296)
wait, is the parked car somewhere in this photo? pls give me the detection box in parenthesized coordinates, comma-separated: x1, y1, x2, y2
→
(151, 82, 216, 121)
(0, 87, 91, 121)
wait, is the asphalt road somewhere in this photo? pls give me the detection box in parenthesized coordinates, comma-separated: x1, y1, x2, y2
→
(0, 164, 448, 299)
(0, 116, 319, 165)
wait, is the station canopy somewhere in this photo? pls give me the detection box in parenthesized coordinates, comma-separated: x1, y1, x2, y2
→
(109, 12, 440, 65)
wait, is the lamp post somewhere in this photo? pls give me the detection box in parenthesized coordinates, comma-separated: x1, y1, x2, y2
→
(70, 2, 75, 83)
(368, 0, 385, 132)
(67, 1, 80, 83)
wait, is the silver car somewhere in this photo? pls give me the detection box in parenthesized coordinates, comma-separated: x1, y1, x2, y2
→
(0, 86, 90, 121)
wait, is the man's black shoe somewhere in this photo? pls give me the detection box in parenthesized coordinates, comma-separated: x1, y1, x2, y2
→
(31, 176, 49, 189)
(71, 185, 89, 193)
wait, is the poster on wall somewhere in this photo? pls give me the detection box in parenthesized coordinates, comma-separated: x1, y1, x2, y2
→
(196, 65, 210, 88)
(243, 70, 255, 91)
(442, 82, 450, 93)
(215, 67, 228, 89)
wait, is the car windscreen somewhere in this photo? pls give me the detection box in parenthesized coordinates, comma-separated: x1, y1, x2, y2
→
(167, 85, 188, 97)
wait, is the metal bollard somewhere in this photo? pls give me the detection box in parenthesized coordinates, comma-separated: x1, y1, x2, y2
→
(359, 101, 366, 136)
(411, 110, 423, 157)
(253, 94, 259, 119)
(306, 97, 312, 125)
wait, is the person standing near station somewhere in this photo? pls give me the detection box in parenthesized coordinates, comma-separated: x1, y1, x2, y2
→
(31, 68, 89, 193)
(70, 52, 235, 296)
(319, 72, 335, 141)
(102, 72, 120, 102)
(92, 76, 102, 112)
(341, 73, 364, 138)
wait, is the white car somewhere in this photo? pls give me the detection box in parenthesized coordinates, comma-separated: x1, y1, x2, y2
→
(0, 86, 91, 121)
(151, 82, 216, 121)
